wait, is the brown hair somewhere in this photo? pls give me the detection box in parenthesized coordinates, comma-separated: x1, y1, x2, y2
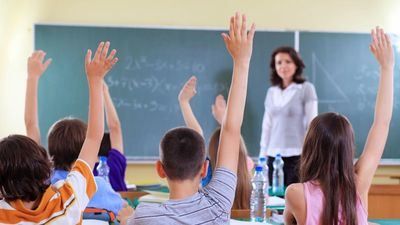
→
(0, 135, 51, 202)
(300, 113, 358, 225)
(208, 127, 252, 209)
(160, 127, 206, 181)
(269, 46, 306, 89)
(47, 117, 87, 171)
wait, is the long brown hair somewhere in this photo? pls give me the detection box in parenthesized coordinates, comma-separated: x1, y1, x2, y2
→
(300, 113, 358, 225)
(208, 128, 252, 209)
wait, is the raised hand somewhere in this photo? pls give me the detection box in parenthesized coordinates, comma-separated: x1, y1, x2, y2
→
(25, 50, 51, 144)
(370, 27, 394, 70)
(221, 12, 255, 64)
(178, 76, 197, 103)
(355, 26, 394, 200)
(27, 50, 52, 79)
(85, 41, 118, 80)
(215, 12, 253, 173)
(212, 94, 227, 125)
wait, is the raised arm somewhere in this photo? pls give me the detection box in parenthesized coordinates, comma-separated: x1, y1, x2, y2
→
(178, 76, 204, 137)
(25, 51, 52, 144)
(103, 81, 124, 153)
(216, 13, 255, 173)
(79, 41, 118, 170)
(355, 27, 394, 197)
(211, 94, 226, 125)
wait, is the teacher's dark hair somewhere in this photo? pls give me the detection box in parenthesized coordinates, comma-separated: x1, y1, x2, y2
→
(269, 46, 306, 88)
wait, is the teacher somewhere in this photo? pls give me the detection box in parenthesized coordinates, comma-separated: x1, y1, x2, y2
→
(260, 46, 318, 187)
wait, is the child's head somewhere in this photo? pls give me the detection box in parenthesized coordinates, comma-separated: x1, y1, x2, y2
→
(0, 135, 51, 202)
(158, 127, 206, 181)
(300, 112, 358, 224)
(47, 117, 87, 171)
(99, 132, 111, 157)
(300, 112, 355, 181)
(208, 127, 252, 209)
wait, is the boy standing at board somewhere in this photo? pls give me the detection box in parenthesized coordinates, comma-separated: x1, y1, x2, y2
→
(117, 12, 255, 225)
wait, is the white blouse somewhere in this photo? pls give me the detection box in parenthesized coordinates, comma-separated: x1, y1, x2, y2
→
(259, 82, 318, 157)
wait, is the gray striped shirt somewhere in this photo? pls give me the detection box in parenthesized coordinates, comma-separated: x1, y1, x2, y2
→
(128, 167, 237, 225)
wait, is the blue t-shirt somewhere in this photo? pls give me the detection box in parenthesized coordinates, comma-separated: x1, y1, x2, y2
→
(51, 169, 123, 214)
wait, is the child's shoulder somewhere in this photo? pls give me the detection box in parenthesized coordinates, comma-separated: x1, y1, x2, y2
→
(286, 183, 304, 195)
(285, 183, 305, 206)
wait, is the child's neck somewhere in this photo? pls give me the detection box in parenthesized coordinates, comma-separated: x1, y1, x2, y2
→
(10, 199, 39, 210)
(167, 178, 200, 200)
(23, 201, 38, 209)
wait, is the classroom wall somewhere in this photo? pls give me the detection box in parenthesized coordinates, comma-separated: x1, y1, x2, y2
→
(1, 0, 400, 185)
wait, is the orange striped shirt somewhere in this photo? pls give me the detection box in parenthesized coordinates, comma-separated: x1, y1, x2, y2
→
(0, 159, 97, 225)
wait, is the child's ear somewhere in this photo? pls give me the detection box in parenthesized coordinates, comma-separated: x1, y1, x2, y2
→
(156, 160, 167, 178)
(200, 160, 209, 178)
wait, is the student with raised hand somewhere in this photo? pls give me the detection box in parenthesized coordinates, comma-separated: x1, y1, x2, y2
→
(178, 75, 204, 136)
(178, 76, 253, 210)
(284, 27, 394, 225)
(24, 45, 123, 216)
(177, 76, 214, 187)
(93, 81, 128, 192)
(24, 50, 52, 144)
(211, 94, 254, 173)
(0, 42, 117, 224)
(118, 13, 255, 225)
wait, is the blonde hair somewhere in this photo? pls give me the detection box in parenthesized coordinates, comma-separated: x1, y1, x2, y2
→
(208, 127, 252, 209)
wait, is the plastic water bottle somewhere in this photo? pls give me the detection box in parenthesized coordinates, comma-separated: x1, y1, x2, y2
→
(272, 154, 284, 195)
(258, 157, 269, 195)
(250, 166, 267, 222)
(96, 156, 110, 183)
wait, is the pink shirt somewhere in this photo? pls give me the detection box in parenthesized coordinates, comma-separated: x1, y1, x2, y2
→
(303, 181, 368, 225)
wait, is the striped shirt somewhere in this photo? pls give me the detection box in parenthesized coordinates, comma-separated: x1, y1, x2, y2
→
(129, 167, 237, 225)
(0, 159, 97, 225)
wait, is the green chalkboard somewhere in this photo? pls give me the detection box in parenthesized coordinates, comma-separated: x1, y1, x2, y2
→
(299, 32, 400, 160)
(35, 25, 294, 159)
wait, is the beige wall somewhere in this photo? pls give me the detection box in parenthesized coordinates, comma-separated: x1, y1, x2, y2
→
(1, 0, 400, 185)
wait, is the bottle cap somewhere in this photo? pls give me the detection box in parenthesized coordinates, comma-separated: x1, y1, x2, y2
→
(99, 156, 108, 162)
(255, 165, 263, 172)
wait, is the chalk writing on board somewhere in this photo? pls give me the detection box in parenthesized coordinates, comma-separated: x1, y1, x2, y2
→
(112, 97, 180, 113)
(106, 75, 167, 93)
(106, 76, 229, 94)
(124, 56, 206, 74)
